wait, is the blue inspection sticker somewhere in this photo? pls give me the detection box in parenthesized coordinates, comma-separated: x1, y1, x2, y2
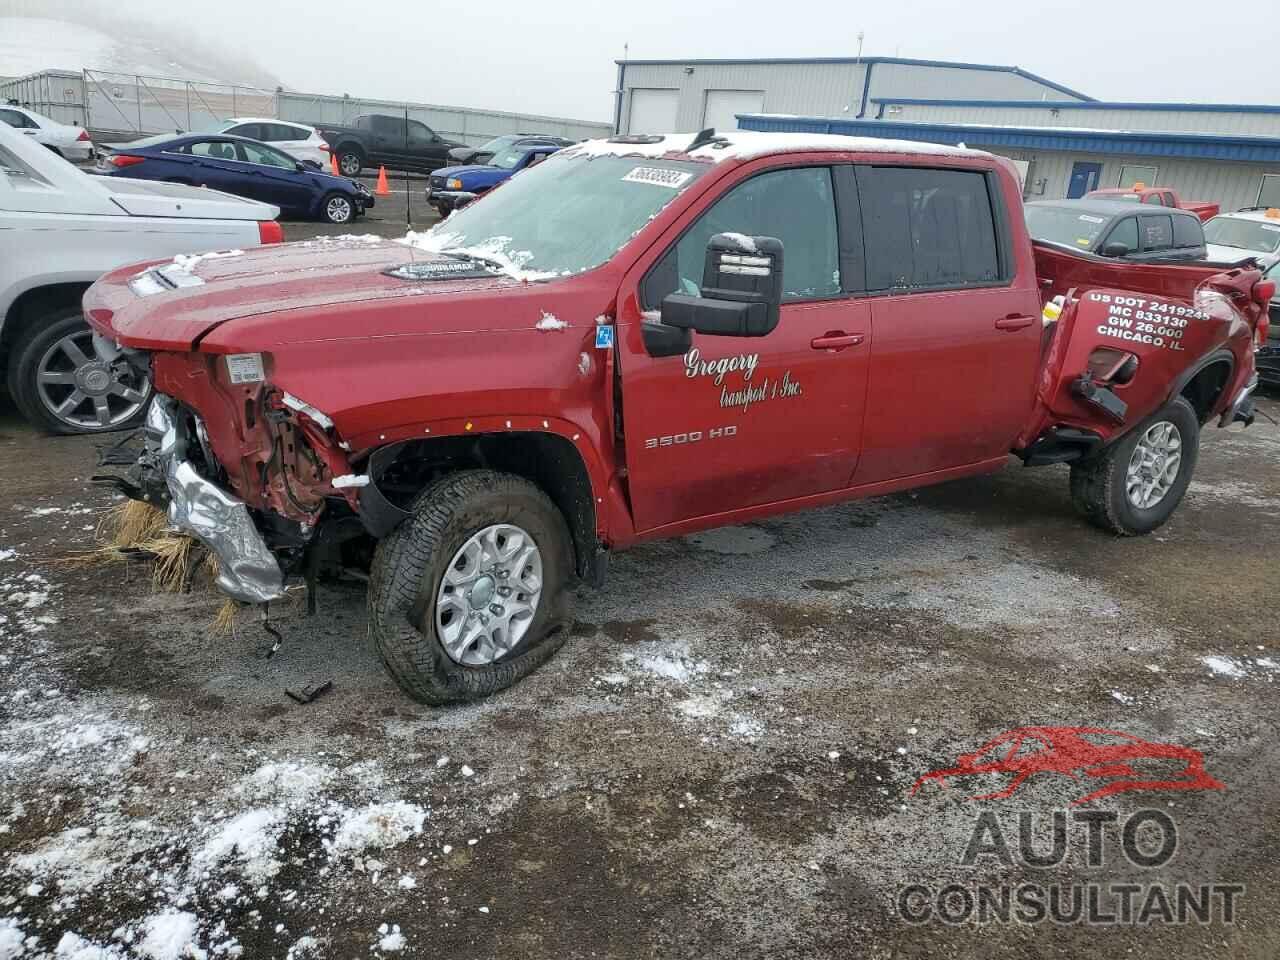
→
(595, 324, 615, 349)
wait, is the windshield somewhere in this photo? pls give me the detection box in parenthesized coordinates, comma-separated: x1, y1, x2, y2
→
(1203, 216, 1280, 254)
(475, 135, 518, 154)
(1024, 205, 1110, 250)
(409, 152, 709, 278)
(489, 147, 527, 169)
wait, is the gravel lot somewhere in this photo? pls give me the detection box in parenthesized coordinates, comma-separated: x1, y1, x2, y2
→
(1, 386, 1278, 959)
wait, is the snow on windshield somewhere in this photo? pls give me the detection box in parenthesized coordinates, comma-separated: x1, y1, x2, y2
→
(400, 153, 708, 280)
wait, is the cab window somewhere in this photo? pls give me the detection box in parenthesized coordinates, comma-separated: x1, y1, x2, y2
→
(1103, 216, 1139, 253)
(650, 167, 841, 305)
(1139, 215, 1174, 252)
(406, 120, 436, 144)
(1171, 215, 1204, 249)
(188, 140, 238, 160)
(858, 166, 1002, 289)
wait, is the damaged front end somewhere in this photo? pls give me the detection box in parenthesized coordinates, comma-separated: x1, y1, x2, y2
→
(94, 350, 371, 607)
(103, 396, 288, 603)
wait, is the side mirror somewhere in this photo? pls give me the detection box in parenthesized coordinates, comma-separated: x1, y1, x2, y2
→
(295, 161, 306, 172)
(1102, 241, 1131, 258)
(660, 234, 784, 338)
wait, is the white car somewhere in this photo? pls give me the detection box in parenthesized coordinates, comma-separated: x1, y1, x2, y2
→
(1204, 209, 1280, 263)
(215, 117, 330, 169)
(0, 104, 94, 162)
(0, 120, 282, 434)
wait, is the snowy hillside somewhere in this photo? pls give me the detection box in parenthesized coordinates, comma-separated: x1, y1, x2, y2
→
(0, 15, 282, 89)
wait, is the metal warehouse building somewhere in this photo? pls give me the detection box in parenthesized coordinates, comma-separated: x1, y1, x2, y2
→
(615, 56, 1280, 213)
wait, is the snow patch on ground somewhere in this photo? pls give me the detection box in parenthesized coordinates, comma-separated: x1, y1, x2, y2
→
(327, 802, 427, 857)
(1200, 655, 1279, 679)
(193, 807, 287, 883)
(54, 931, 127, 959)
(138, 910, 204, 960)
(375, 924, 405, 952)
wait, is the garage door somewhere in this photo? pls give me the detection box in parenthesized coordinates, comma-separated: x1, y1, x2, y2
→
(629, 89, 679, 135)
(702, 90, 765, 131)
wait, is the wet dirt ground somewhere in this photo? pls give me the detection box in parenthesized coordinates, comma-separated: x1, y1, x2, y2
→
(1, 389, 1278, 959)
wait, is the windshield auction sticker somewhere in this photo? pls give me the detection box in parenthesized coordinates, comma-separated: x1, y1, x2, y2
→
(622, 166, 693, 189)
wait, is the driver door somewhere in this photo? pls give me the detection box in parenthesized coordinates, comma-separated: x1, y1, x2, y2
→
(616, 163, 871, 534)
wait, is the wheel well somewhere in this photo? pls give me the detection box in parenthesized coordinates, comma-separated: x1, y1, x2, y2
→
(334, 141, 364, 159)
(1, 283, 90, 376)
(372, 432, 598, 581)
(1179, 360, 1232, 424)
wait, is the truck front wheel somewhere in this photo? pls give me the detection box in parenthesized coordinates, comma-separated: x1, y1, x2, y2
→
(368, 470, 574, 704)
(1069, 396, 1199, 536)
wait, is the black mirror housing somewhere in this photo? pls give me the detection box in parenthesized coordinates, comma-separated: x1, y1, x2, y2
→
(657, 234, 784, 341)
(1102, 241, 1130, 258)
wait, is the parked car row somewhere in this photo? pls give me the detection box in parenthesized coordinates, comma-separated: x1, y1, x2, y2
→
(0, 120, 282, 434)
(96, 132, 374, 225)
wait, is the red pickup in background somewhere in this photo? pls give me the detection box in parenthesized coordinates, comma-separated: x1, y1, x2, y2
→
(1086, 185, 1220, 222)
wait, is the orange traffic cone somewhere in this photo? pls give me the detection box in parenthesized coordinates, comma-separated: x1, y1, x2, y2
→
(375, 165, 391, 197)
(330, 152, 340, 176)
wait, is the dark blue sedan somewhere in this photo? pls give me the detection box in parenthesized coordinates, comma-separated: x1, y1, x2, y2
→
(98, 133, 374, 224)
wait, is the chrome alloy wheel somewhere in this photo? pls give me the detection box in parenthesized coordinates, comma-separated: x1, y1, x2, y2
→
(36, 329, 151, 431)
(435, 524, 543, 666)
(339, 154, 361, 176)
(326, 195, 353, 223)
(1126, 421, 1182, 509)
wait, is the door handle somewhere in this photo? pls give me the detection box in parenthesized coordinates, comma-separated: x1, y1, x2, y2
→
(995, 314, 1036, 331)
(810, 332, 865, 351)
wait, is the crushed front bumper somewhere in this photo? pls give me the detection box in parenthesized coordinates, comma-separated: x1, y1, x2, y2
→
(143, 396, 286, 604)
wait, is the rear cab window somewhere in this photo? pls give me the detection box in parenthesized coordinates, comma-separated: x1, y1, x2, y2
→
(858, 165, 1006, 289)
(1139, 215, 1174, 252)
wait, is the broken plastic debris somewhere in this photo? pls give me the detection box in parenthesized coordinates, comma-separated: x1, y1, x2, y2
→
(332, 475, 370, 490)
(280, 393, 334, 430)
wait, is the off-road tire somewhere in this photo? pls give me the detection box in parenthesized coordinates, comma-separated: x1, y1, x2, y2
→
(8, 310, 151, 435)
(368, 470, 575, 704)
(1069, 396, 1199, 536)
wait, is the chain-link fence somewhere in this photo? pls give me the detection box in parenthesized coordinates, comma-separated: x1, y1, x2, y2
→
(80, 70, 276, 140)
(3, 69, 609, 146)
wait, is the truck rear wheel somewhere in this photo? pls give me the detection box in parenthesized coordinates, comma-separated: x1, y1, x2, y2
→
(368, 469, 574, 704)
(337, 148, 364, 177)
(1069, 396, 1199, 536)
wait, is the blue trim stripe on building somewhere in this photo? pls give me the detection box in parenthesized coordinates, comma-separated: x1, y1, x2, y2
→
(615, 56, 1095, 102)
(871, 97, 1280, 115)
(736, 114, 1280, 164)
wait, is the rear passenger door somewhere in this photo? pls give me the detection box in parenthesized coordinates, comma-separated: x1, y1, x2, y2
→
(852, 164, 1043, 484)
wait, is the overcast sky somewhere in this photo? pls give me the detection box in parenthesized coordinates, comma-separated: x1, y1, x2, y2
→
(17, 0, 1280, 121)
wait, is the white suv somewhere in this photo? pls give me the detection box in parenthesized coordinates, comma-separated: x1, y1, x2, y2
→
(0, 121, 281, 434)
(215, 118, 330, 169)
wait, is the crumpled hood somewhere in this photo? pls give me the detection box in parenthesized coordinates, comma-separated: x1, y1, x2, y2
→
(84, 237, 520, 351)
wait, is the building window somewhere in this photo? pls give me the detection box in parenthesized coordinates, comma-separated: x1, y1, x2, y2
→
(1258, 175, 1280, 209)
(1118, 165, 1158, 189)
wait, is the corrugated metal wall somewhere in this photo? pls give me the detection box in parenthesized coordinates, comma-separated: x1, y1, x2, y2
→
(975, 146, 1270, 211)
(0, 70, 87, 126)
(619, 62, 868, 133)
(867, 63, 1079, 102)
(617, 60, 1086, 134)
(278, 92, 610, 146)
(884, 102, 1280, 137)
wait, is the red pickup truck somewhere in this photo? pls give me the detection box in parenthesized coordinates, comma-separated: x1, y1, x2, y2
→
(1085, 186, 1220, 222)
(84, 130, 1272, 704)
